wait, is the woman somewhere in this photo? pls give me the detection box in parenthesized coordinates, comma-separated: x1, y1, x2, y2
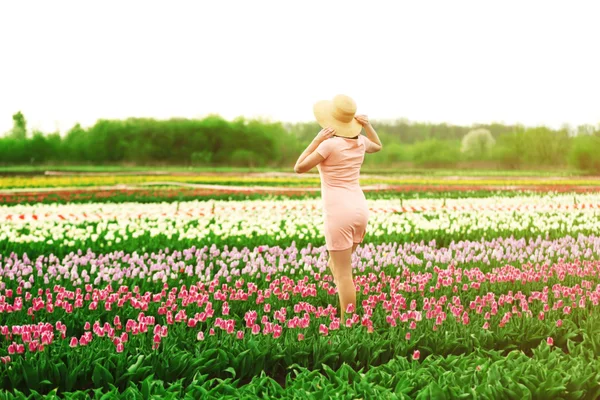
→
(294, 94, 382, 321)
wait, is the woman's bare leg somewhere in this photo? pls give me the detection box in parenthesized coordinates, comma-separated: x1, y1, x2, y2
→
(327, 252, 337, 285)
(330, 247, 355, 322)
(328, 243, 359, 287)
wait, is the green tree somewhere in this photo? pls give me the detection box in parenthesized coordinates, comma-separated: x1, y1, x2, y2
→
(568, 135, 600, 173)
(10, 111, 27, 140)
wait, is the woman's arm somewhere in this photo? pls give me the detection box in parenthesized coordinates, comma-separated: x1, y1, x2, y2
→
(355, 115, 382, 153)
(294, 127, 334, 174)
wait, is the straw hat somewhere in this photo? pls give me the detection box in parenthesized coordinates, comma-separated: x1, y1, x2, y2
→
(313, 94, 362, 138)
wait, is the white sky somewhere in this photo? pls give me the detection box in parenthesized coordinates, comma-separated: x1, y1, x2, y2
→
(0, 0, 599, 135)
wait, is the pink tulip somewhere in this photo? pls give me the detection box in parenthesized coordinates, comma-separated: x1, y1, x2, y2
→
(69, 337, 78, 347)
(298, 333, 304, 341)
(273, 324, 282, 339)
(197, 331, 205, 341)
(547, 337, 554, 346)
(319, 324, 329, 336)
(412, 350, 420, 360)
(236, 330, 244, 340)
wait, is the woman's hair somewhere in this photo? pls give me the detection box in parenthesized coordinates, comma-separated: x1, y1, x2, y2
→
(334, 135, 359, 139)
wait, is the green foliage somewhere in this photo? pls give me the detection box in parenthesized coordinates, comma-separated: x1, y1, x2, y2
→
(1, 345, 599, 398)
(229, 149, 262, 167)
(2, 116, 291, 168)
(492, 127, 573, 170)
(190, 151, 212, 166)
(9, 111, 27, 140)
(412, 139, 460, 168)
(492, 132, 526, 169)
(520, 127, 571, 167)
(1, 112, 599, 170)
(568, 135, 600, 174)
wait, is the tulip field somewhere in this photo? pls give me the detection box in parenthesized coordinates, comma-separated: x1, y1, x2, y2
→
(2, 178, 600, 398)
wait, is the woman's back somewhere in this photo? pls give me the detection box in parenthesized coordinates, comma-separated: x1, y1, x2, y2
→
(316, 135, 368, 189)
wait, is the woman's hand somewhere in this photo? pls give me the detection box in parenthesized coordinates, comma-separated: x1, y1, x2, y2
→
(354, 115, 370, 127)
(315, 127, 335, 143)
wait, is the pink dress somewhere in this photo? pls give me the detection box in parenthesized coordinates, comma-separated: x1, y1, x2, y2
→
(315, 135, 377, 251)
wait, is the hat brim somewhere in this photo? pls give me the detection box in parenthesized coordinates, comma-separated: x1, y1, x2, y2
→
(313, 100, 363, 138)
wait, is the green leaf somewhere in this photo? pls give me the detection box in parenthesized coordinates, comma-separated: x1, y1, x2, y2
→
(128, 354, 145, 374)
(224, 367, 237, 378)
(141, 375, 152, 399)
(22, 362, 40, 390)
(416, 381, 447, 400)
(92, 363, 114, 389)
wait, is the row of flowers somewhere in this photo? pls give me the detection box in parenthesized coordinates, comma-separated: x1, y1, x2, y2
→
(1, 253, 594, 361)
(1, 195, 600, 249)
(1, 233, 599, 289)
(2, 174, 600, 189)
(3, 193, 600, 221)
(2, 185, 600, 206)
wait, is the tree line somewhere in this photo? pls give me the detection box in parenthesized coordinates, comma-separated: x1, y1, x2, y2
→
(1, 111, 599, 172)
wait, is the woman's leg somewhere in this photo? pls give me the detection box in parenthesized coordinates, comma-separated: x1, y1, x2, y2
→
(327, 251, 337, 284)
(328, 243, 359, 286)
(330, 247, 355, 322)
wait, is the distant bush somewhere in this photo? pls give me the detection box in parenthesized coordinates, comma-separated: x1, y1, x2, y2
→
(492, 133, 526, 169)
(230, 149, 265, 167)
(190, 151, 213, 166)
(461, 129, 495, 160)
(491, 127, 572, 170)
(568, 135, 600, 174)
(412, 139, 460, 168)
(520, 127, 570, 167)
(363, 141, 410, 167)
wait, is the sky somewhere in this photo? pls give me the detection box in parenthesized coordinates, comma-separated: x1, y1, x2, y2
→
(0, 0, 599, 135)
